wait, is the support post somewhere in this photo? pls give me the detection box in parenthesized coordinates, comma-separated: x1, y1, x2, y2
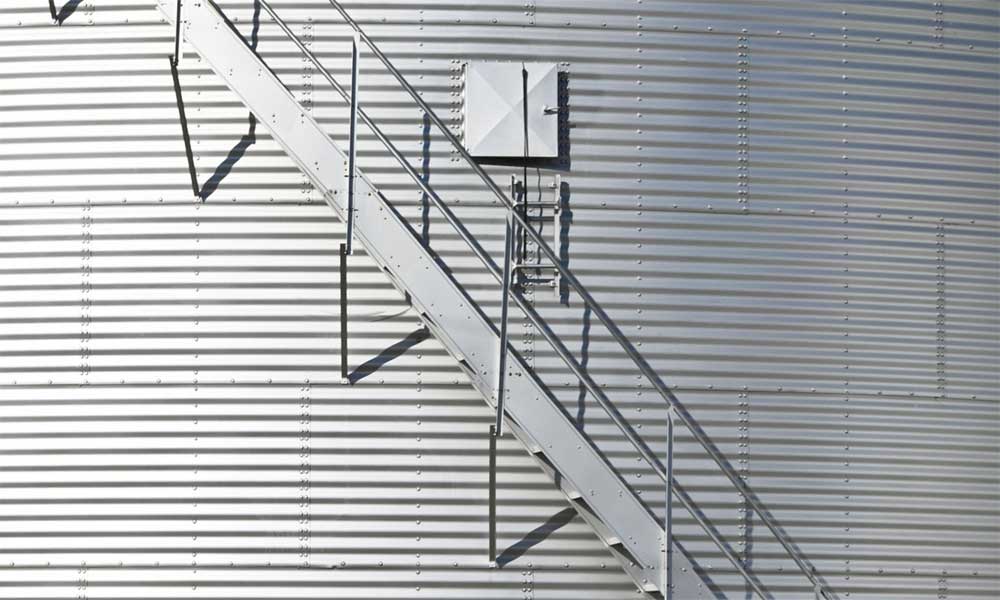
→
(340, 243, 348, 381)
(664, 408, 675, 598)
(168, 56, 200, 199)
(488, 424, 497, 564)
(519, 65, 529, 265)
(345, 33, 360, 255)
(495, 209, 514, 435)
(173, 0, 183, 66)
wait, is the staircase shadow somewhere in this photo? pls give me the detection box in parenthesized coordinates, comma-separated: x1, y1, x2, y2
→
(420, 113, 431, 245)
(199, 114, 257, 200)
(199, 0, 262, 201)
(495, 507, 576, 568)
(672, 537, 729, 600)
(348, 327, 429, 384)
(49, 0, 83, 25)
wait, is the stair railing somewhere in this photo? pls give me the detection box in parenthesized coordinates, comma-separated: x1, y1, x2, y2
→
(210, 1, 835, 597)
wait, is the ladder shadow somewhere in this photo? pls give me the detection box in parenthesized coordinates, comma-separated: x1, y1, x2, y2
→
(495, 507, 576, 568)
(198, 0, 262, 201)
(199, 114, 257, 200)
(672, 537, 730, 600)
(48, 0, 83, 25)
(420, 113, 431, 245)
(348, 327, 429, 384)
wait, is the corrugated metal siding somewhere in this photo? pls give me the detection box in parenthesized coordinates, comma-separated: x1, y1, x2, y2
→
(1, 1, 997, 598)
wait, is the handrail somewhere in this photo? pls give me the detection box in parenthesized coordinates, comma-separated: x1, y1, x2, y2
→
(252, 0, 657, 474)
(321, 4, 834, 599)
(226, 1, 834, 597)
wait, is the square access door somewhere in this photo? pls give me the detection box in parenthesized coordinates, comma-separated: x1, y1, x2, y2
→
(463, 62, 559, 158)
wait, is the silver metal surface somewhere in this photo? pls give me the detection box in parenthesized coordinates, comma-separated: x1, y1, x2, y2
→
(154, 0, 694, 596)
(311, 2, 835, 595)
(463, 61, 559, 158)
(0, 0, 997, 598)
(247, 9, 703, 592)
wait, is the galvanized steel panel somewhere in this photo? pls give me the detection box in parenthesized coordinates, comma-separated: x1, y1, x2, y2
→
(1, 0, 997, 598)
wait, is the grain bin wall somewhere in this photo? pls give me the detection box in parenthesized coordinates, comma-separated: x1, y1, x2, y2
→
(0, 1, 997, 599)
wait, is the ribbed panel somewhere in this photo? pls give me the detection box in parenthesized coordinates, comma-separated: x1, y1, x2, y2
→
(1, 1, 997, 598)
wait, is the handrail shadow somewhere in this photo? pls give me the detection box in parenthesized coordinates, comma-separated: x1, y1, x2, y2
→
(495, 507, 575, 568)
(348, 327, 429, 384)
(199, 0, 261, 201)
(49, 0, 83, 25)
(199, 113, 257, 200)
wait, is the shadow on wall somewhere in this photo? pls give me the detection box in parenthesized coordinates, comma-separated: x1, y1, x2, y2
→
(673, 537, 728, 599)
(49, 0, 83, 25)
(548, 179, 588, 428)
(199, 113, 257, 200)
(199, 0, 262, 200)
(348, 327, 429, 384)
(421, 113, 431, 245)
(495, 507, 576, 568)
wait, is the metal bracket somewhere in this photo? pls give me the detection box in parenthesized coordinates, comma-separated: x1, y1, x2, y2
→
(510, 174, 563, 297)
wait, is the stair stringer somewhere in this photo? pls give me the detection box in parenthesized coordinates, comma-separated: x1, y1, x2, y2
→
(157, 1, 711, 596)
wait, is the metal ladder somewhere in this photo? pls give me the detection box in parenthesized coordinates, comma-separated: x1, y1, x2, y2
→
(158, 1, 836, 598)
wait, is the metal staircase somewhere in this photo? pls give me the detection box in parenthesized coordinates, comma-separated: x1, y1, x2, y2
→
(157, 1, 837, 598)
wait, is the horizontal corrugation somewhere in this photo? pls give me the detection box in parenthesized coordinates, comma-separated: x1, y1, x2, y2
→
(1, 0, 997, 598)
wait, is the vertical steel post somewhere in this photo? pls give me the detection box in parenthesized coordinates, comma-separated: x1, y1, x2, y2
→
(345, 33, 360, 255)
(173, 0, 183, 66)
(339, 243, 348, 381)
(488, 425, 497, 564)
(520, 65, 529, 265)
(495, 209, 514, 435)
(664, 409, 675, 597)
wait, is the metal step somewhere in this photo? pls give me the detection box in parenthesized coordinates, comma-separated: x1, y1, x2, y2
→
(157, 1, 705, 596)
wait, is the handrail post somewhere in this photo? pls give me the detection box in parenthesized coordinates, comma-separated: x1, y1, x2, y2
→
(340, 243, 348, 381)
(663, 407, 674, 597)
(495, 182, 515, 436)
(173, 0, 183, 66)
(488, 424, 498, 564)
(345, 32, 360, 255)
